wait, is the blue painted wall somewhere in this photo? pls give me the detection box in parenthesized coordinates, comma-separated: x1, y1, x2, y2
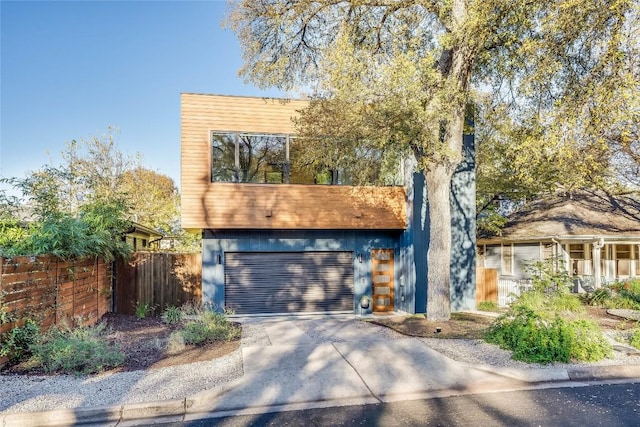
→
(449, 133, 477, 310)
(404, 132, 477, 314)
(202, 229, 401, 313)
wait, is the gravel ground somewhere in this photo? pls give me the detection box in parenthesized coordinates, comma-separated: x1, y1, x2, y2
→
(2, 316, 639, 414)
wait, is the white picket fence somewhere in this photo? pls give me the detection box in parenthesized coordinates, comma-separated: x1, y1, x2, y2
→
(497, 278, 533, 307)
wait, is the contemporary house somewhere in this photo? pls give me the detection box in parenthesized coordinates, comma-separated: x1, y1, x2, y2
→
(181, 93, 476, 315)
(477, 191, 640, 302)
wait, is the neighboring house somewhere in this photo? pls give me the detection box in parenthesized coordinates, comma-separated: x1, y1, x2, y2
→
(180, 93, 476, 316)
(124, 222, 164, 251)
(477, 191, 640, 301)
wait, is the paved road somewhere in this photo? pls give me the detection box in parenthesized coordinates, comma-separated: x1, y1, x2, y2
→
(158, 381, 640, 427)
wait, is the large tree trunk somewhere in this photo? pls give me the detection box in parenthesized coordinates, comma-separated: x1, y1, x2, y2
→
(424, 102, 466, 321)
(425, 163, 455, 321)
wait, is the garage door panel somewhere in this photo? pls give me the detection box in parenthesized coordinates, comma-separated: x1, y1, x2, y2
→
(224, 252, 354, 314)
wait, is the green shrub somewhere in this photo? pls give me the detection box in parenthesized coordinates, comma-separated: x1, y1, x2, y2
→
(486, 307, 571, 363)
(630, 328, 640, 350)
(0, 319, 39, 363)
(162, 306, 183, 324)
(525, 257, 572, 294)
(179, 311, 240, 345)
(485, 306, 612, 364)
(608, 280, 640, 309)
(549, 292, 584, 313)
(0, 292, 13, 325)
(29, 322, 124, 375)
(580, 287, 612, 307)
(568, 319, 613, 362)
(134, 301, 155, 319)
(512, 289, 583, 314)
(477, 301, 499, 312)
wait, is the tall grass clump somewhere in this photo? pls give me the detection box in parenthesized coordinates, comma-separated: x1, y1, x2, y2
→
(29, 322, 125, 375)
(477, 301, 500, 312)
(162, 305, 184, 324)
(179, 311, 241, 345)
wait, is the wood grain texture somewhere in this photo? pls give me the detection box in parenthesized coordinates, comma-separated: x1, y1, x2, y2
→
(181, 93, 406, 230)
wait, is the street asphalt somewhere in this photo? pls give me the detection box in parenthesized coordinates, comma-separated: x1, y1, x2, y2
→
(2, 314, 640, 427)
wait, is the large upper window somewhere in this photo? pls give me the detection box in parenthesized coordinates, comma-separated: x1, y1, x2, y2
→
(211, 131, 401, 185)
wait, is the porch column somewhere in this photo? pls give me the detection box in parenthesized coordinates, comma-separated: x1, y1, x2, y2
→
(593, 239, 604, 288)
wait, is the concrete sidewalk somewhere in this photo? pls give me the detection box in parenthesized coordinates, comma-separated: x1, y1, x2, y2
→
(3, 317, 640, 426)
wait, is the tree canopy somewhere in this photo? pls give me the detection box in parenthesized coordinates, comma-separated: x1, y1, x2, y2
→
(226, 0, 638, 319)
(0, 131, 187, 258)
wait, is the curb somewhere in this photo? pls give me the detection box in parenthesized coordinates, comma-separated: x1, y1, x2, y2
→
(1, 398, 190, 427)
(567, 364, 640, 381)
(3, 367, 639, 427)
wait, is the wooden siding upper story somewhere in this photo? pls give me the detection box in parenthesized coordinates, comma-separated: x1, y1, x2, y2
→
(181, 93, 406, 230)
(183, 182, 406, 229)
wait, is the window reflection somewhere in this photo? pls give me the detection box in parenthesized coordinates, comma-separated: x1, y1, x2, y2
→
(211, 133, 236, 182)
(211, 131, 402, 185)
(238, 134, 286, 183)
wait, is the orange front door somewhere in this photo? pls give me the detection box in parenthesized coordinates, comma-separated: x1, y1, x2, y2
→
(371, 249, 394, 312)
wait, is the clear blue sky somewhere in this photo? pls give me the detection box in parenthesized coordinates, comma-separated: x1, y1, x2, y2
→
(0, 0, 286, 192)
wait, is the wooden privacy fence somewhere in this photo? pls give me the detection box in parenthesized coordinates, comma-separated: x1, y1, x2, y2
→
(476, 267, 498, 305)
(1, 256, 111, 365)
(115, 252, 202, 316)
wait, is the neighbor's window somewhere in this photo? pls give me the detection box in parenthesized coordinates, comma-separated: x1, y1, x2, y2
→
(617, 244, 632, 277)
(616, 244, 631, 259)
(542, 243, 555, 259)
(502, 244, 513, 275)
(568, 244, 585, 260)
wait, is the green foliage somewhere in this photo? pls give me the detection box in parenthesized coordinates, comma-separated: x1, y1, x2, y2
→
(29, 323, 125, 375)
(134, 301, 155, 319)
(476, 206, 508, 237)
(477, 301, 500, 312)
(0, 130, 183, 260)
(629, 329, 640, 350)
(0, 319, 40, 363)
(79, 200, 132, 261)
(525, 258, 572, 294)
(549, 292, 585, 313)
(178, 311, 241, 345)
(486, 307, 572, 363)
(0, 205, 132, 261)
(609, 279, 640, 306)
(511, 259, 584, 315)
(0, 292, 13, 325)
(585, 280, 640, 310)
(513, 289, 584, 315)
(485, 306, 612, 364)
(119, 167, 180, 234)
(162, 306, 183, 325)
(567, 319, 614, 362)
(580, 288, 612, 307)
